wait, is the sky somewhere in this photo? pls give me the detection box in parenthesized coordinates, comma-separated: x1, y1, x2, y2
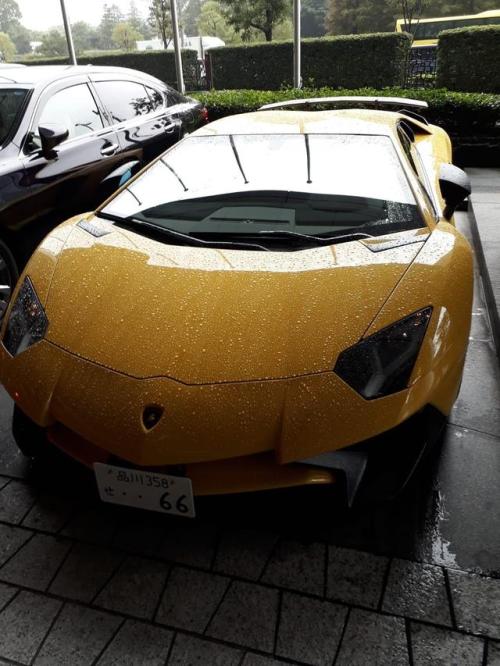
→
(17, 0, 146, 30)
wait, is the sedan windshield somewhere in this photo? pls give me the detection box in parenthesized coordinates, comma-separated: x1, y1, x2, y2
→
(102, 133, 425, 250)
(0, 88, 28, 145)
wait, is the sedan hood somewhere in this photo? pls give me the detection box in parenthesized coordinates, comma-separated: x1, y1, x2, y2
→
(43, 220, 427, 384)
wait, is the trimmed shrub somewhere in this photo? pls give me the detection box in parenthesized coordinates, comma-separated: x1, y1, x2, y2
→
(193, 87, 500, 166)
(15, 50, 199, 89)
(208, 33, 412, 90)
(437, 26, 500, 93)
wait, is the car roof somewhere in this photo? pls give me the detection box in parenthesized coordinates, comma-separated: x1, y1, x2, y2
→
(193, 109, 417, 138)
(0, 64, 163, 86)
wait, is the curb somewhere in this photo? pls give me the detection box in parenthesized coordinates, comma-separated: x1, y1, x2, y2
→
(468, 199, 500, 364)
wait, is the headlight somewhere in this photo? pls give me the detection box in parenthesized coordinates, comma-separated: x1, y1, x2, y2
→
(334, 307, 433, 400)
(3, 277, 48, 357)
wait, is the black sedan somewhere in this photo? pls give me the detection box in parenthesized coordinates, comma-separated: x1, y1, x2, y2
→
(0, 64, 206, 312)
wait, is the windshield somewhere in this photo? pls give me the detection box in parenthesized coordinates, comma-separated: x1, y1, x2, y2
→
(103, 134, 424, 250)
(0, 88, 27, 144)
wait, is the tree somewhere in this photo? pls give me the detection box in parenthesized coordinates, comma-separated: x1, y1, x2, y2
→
(274, 17, 293, 39)
(38, 29, 67, 57)
(8, 22, 31, 53)
(198, 0, 239, 41)
(149, 0, 172, 48)
(183, 0, 202, 34)
(112, 21, 142, 50)
(0, 31, 15, 60)
(219, 0, 292, 42)
(389, 0, 430, 36)
(302, 0, 327, 37)
(0, 0, 29, 53)
(99, 3, 123, 50)
(128, 0, 153, 39)
(128, 0, 143, 30)
(421, 0, 499, 16)
(326, 0, 354, 34)
(326, 0, 396, 35)
(0, 0, 21, 34)
(71, 21, 99, 54)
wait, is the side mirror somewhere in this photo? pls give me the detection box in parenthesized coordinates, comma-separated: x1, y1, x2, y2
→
(439, 163, 471, 220)
(39, 124, 69, 159)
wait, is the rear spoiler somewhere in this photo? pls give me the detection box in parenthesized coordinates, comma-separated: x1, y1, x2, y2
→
(259, 96, 429, 112)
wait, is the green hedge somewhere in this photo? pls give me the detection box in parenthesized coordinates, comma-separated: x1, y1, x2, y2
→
(15, 50, 199, 90)
(208, 33, 411, 90)
(193, 87, 500, 167)
(437, 26, 500, 93)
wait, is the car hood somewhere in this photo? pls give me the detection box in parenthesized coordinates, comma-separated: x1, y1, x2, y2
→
(43, 219, 428, 384)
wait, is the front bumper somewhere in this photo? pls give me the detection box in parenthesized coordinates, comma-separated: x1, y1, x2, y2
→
(2, 336, 450, 500)
(0, 337, 460, 472)
(13, 402, 445, 501)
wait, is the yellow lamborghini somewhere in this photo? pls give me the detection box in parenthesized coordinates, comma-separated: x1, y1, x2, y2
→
(0, 97, 473, 516)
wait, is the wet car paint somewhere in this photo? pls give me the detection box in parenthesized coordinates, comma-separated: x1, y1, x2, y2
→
(0, 213, 498, 580)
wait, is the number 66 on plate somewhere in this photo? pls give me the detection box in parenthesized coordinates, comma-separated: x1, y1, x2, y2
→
(94, 463, 196, 518)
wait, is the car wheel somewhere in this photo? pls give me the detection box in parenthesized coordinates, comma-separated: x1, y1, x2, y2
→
(0, 239, 18, 319)
(12, 405, 46, 457)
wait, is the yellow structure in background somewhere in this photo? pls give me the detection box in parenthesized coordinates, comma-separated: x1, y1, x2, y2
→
(396, 9, 500, 46)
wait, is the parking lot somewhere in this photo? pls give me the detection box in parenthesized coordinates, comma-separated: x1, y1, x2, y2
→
(0, 209, 498, 665)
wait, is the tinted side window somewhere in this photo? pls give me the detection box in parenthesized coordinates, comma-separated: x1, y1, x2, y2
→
(37, 84, 104, 140)
(0, 88, 28, 144)
(146, 86, 165, 111)
(96, 81, 155, 124)
(166, 89, 185, 106)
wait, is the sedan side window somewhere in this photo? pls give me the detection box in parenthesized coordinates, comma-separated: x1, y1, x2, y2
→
(145, 86, 165, 111)
(95, 81, 155, 124)
(166, 89, 184, 106)
(33, 84, 104, 148)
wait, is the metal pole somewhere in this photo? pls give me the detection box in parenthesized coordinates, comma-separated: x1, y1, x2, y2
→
(293, 0, 301, 88)
(170, 0, 185, 94)
(60, 0, 77, 65)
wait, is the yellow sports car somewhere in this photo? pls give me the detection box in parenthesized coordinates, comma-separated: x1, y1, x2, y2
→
(0, 97, 473, 516)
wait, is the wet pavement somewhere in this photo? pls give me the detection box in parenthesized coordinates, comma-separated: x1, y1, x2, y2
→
(0, 211, 499, 664)
(468, 168, 500, 356)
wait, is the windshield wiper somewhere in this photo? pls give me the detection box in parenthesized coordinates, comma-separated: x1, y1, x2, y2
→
(98, 212, 270, 252)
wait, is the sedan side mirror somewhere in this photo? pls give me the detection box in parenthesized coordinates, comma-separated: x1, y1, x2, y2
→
(39, 124, 69, 160)
(439, 163, 471, 220)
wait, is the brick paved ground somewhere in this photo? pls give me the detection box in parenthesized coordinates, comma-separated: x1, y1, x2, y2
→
(0, 211, 498, 665)
(0, 486, 500, 665)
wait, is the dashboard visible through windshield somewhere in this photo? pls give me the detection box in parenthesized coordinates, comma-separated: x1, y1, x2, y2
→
(102, 133, 425, 251)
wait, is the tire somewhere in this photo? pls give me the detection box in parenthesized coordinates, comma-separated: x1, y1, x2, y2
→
(0, 238, 19, 320)
(12, 405, 46, 458)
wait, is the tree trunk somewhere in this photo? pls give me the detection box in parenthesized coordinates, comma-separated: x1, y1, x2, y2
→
(265, 8, 273, 41)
